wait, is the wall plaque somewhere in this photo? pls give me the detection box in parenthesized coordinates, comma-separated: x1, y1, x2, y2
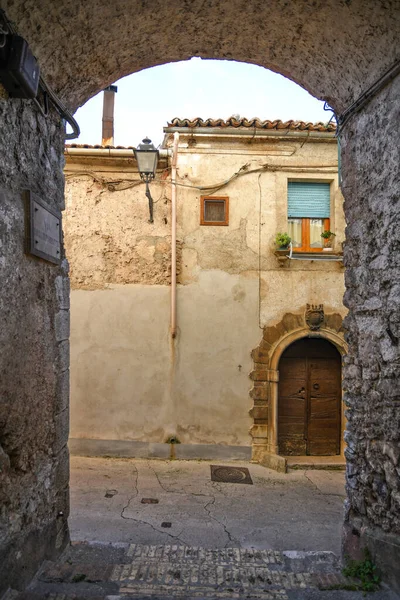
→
(26, 191, 61, 264)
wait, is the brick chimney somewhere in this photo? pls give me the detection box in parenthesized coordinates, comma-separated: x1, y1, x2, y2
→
(102, 85, 118, 146)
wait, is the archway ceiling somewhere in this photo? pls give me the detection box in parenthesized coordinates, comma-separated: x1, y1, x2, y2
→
(3, 0, 399, 112)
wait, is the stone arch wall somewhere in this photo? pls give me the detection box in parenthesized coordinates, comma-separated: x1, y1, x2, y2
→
(0, 0, 399, 593)
(249, 311, 347, 466)
(1, 1, 399, 110)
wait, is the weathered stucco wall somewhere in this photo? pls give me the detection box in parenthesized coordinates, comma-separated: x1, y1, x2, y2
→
(341, 76, 400, 590)
(1, 0, 399, 590)
(0, 100, 69, 594)
(64, 160, 172, 288)
(64, 133, 346, 449)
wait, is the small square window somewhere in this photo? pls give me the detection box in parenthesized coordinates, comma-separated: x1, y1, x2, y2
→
(200, 196, 229, 226)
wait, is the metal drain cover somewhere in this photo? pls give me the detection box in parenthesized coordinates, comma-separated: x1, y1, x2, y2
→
(210, 465, 253, 485)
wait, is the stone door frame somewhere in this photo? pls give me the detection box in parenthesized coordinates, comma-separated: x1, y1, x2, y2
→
(249, 312, 347, 470)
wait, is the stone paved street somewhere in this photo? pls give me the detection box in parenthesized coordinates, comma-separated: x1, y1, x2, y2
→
(10, 541, 397, 599)
(5, 457, 398, 599)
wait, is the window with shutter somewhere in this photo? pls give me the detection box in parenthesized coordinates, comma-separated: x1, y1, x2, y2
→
(287, 182, 331, 252)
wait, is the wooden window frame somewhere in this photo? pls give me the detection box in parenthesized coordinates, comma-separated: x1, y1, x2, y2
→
(291, 218, 330, 253)
(200, 196, 229, 226)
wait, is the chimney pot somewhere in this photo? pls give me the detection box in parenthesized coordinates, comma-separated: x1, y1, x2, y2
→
(102, 85, 118, 146)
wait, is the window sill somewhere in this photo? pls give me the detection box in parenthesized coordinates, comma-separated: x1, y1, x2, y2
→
(290, 251, 343, 261)
(275, 250, 343, 263)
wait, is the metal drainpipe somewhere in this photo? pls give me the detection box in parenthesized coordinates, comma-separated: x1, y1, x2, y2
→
(171, 132, 179, 338)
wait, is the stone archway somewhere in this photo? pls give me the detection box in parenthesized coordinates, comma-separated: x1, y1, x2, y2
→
(0, 0, 399, 593)
(249, 312, 347, 471)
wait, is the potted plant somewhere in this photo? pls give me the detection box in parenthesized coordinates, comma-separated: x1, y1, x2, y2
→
(321, 230, 336, 251)
(275, 232, 291, 257)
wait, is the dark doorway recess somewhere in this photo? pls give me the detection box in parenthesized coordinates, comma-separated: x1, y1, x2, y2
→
(278, 338, 341, 456)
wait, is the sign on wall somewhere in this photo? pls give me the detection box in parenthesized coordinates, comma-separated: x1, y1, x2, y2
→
(25, 190, 61, 264)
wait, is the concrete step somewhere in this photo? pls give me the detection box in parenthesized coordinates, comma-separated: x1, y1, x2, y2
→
(9, 542, 397, 600)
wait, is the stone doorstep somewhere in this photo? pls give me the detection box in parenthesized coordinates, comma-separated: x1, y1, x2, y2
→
(285, 455, 346, 470)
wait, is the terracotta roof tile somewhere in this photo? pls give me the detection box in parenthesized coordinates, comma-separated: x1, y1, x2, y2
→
(65, 144, 135, 149)
(166, 117, 336, 132)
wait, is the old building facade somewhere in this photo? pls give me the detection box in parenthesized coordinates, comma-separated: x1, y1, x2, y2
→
(64, 118, 346, 471)
(0, 1, 399, 594)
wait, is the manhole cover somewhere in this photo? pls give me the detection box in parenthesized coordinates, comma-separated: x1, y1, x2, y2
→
(210, 465, 253, 485)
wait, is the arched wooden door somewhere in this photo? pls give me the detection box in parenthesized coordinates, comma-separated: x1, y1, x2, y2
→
(278, 338, 341, 456)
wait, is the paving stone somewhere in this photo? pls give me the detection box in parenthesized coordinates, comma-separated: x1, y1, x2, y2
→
(17, 542, 396, 600)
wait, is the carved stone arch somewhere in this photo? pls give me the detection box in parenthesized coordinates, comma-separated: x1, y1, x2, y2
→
(249, 311, 347, 471)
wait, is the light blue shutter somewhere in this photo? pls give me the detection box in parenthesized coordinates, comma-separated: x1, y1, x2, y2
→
(288, 182, 330, 218)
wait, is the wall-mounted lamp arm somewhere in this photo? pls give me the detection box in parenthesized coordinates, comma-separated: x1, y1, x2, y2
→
(144, 174, 154, 223)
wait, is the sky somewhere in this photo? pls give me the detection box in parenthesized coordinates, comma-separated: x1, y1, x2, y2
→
(71, 58, 331, 147)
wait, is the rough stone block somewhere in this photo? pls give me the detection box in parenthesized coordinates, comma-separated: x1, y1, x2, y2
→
(0, 444, 11, 474)
(251, 347, 269, 364)
(249, 369, 268, 381)
(263, 324, 286, 345)
(249, 424, 268, 441)
(249, 406, 268, 420)
(55, 486, 70, 521)
(281, 312, 303, 331)
(324, 313, 344, 332)
(54, 408, 69, 455)
(54, 309, 70, 342)
(57, 340, 70, 373)
(260, 453, 287, 473)
(55, 369, 69, 415)
(55, 275, 70, 310)
(54, 446, 69, 491)
(249, 385, 268, 400)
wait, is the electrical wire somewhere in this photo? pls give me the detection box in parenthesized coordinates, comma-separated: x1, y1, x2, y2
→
(167, 163, 338, 193)
(39, 76, 80, 139)
(338, 59, 400, 134)
(65, 161, 338, 196)
(65, 170, 168, 203)
(0, 8, 80, 139)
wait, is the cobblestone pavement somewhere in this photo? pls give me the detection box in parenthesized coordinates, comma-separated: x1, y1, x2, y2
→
(7, 541, 397, 600)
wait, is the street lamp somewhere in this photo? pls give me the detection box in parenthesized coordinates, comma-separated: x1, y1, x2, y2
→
(134, 137, 159, 223)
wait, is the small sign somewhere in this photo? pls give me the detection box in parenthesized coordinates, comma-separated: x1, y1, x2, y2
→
(26, 191, 61, 264)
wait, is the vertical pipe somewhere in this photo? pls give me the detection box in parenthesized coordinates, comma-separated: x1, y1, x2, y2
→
(102, 85, 118, 146)
(170, 132, 179, 338)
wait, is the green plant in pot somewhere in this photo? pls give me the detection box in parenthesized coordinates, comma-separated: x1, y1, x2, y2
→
(275, 232, 291, 250)
(321, 230, 336, 249)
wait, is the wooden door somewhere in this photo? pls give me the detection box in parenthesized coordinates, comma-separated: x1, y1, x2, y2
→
(307, 358, 341, 455)
(278, 338, 341, 456)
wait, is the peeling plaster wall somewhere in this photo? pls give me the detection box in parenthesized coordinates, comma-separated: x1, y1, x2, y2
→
(64, 135, 346, 448)
(0, 101, 69, 594)
(64, 164, 173, 288)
